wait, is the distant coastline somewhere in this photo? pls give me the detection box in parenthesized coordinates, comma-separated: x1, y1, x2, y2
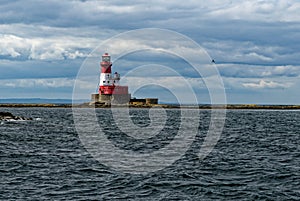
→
(0, 98, 88, 104)
(1, 103, 300, 109)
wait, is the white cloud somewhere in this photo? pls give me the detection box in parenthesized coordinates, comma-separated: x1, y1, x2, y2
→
(0, 34, 95, 60)
(0, 78, 74, 88)
(206, 0, 300, 22)
(242, 79, 291, 89)
(122, 76, 205, 91)
(218, 64, 300, 78)
(0, 35, 29, 58)
(203, 40, 285, 64)
(261, 65, 300, 77)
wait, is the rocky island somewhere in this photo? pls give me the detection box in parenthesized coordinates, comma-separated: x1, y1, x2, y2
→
(1, 103, 300, 109)
(0, 112, 32, 121)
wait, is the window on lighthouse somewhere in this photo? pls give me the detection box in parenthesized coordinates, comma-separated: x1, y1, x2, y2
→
(102, 56, 110, 62)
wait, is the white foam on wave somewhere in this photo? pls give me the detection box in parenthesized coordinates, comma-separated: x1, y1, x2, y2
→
(5, 119, 26, 122)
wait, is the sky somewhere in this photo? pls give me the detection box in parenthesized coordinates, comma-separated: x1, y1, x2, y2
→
(0, 0, 300, 104)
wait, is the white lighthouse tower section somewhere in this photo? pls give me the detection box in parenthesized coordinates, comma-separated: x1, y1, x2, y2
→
(113, 72, 120, 86)
(99, 72, 122, 86)
(100, 73, 113, 86)
(99, 72, 121, 87)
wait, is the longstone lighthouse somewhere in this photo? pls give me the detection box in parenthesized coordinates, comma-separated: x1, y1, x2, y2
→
(91, 53, 131, 105)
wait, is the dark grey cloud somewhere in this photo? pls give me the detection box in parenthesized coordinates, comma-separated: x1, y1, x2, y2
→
(0, 1, 65, 25)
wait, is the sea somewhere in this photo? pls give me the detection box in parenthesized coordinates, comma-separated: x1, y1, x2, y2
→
(1, 108, 299, 200)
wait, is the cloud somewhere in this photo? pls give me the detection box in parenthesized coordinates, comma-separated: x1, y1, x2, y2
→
(203, 39, 300, 66)
(0, 59, 81, 79)
(0, 0, 300, 103)
(1, 1, 299, 66)
(206, 0, 300, 22)
(1, 1, 299, 29)
(242, 79, 291, 89)
(0, 34, 96, 61)
(218, 64, 300, 78)
(0, 78, 74, 88)
(0, 35, 28, 58)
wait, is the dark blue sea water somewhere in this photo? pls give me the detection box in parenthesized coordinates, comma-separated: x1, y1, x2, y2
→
(1, 108, 299, 200)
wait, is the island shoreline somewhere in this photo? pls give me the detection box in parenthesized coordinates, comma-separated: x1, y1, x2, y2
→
(1, 103, 300, 110)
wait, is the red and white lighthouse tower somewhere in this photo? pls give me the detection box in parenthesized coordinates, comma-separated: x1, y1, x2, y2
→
(90, 53, 130, 105)
(91, 53, 159, 105)
(98, 53, 128, 95)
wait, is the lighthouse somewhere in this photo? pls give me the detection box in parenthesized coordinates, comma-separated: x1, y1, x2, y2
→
(91, 53, 131, 105)
(98, 53, 128, 95)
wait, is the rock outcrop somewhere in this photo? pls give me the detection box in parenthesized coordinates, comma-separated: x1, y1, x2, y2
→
(0, 112, 32, 121)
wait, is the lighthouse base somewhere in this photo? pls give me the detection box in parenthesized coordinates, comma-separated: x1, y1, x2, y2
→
(91, 93, 131, 105)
